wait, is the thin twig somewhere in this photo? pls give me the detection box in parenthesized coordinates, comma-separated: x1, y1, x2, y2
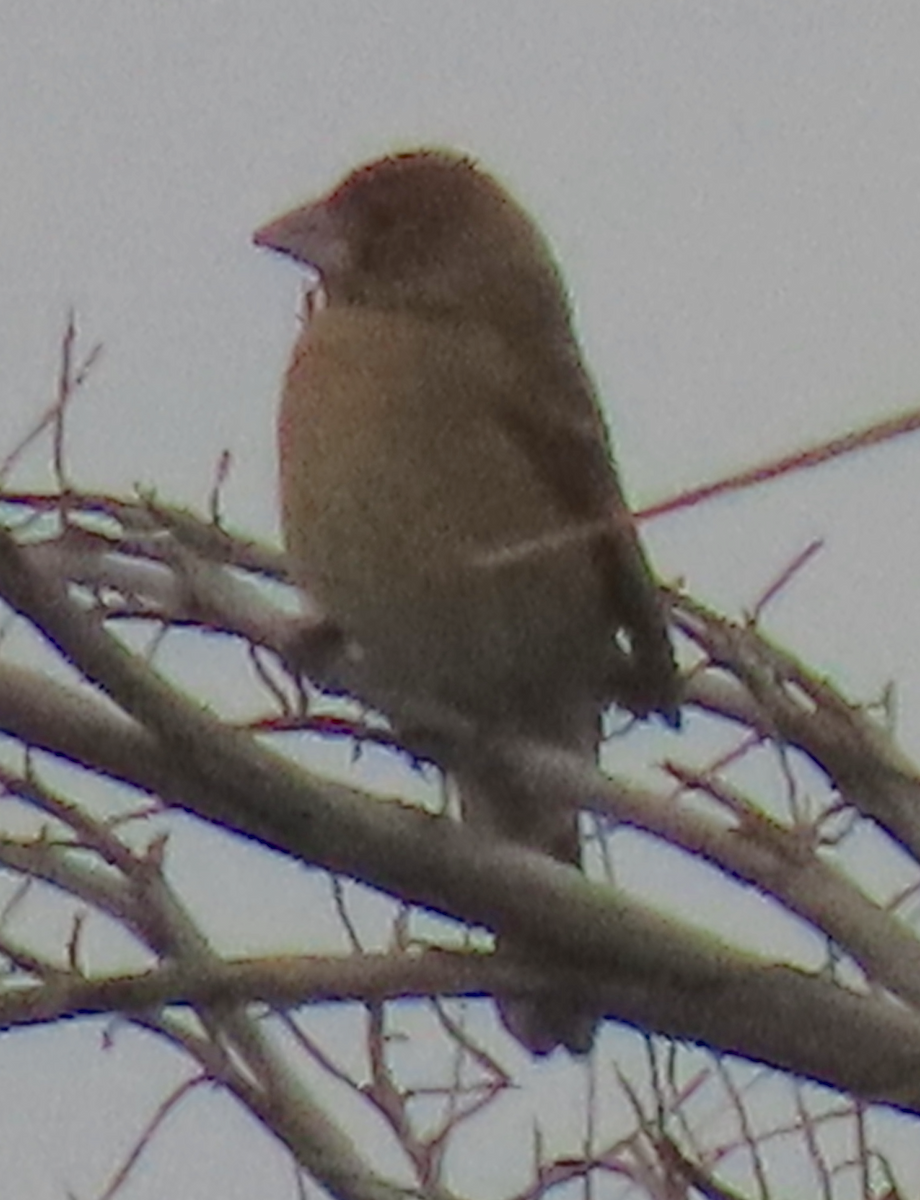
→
(639, 404, 920, 519)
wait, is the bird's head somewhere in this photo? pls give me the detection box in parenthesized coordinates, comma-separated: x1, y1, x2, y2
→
(254, 149, 573, 334)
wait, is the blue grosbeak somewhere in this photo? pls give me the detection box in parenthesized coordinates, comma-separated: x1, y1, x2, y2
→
(255, 149, 679, 1054)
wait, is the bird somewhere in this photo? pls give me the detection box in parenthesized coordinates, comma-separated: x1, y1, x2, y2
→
(254, 148, 680, 1054)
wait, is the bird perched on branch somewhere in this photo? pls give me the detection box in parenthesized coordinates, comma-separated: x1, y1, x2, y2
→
(255, 148, 680, 1054)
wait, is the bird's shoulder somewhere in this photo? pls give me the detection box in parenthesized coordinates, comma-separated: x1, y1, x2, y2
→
(301, 303, 517, 384)
(300, 303, 602, 431)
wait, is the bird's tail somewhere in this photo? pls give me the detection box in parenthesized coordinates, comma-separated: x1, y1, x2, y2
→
(456, 727, 599, 1056)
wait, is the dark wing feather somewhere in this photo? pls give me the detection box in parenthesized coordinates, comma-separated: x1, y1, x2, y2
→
(495, 351, 680, 724)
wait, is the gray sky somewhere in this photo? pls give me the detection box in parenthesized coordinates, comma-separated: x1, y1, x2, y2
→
(3, 2, 920, 1195)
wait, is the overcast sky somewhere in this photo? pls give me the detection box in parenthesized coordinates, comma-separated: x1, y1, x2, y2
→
(3, 2, 920, 1195)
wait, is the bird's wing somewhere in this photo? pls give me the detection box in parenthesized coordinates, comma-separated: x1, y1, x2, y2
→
(494, 349, 680, 723)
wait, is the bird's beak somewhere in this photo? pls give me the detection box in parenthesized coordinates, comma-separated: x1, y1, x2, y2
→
(253, 200, 347, 284)
(253, 206, 315, 260)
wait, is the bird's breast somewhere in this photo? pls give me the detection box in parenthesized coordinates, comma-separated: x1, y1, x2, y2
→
(281, 308, 573, 572)
(278, 305, 610, 726)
